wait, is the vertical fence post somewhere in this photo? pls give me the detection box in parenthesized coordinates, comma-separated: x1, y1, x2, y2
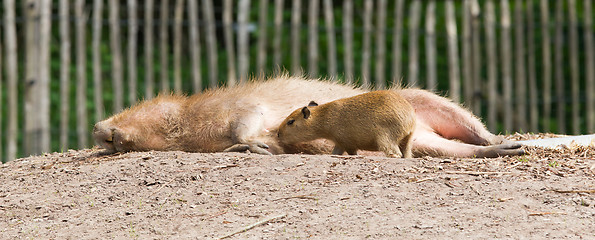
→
(128, 0, 138, 103)
(585, 0, 595, 133)
(485, 0, 498, 132)
(323, 0, 337, 78)
(272, 0, 284, 72)
(173, 0, 184, 94)
(92, 0, 104, 121)
(237, 0, 251, 83)
(159, 0, 170, 92)
(391, 0, 405, 86)
(24, 0, 40, 156)
(0, 30, 2, 160)
(59, 0, 71, 151)
(39, 0, 51, 153)
(256, 0, 269, 76)
(539, 0, 551, 132)
(514, 0, 527, 132)
(202, 0, 218, 88)
(5, 0, 18, 161)
(526, 0, 539, 133)
(445, 0, 461, 102)
(568, 0, 580, 134)
(109, 0, 123, 112)
(291, 0, 302, 75)
(75, 0, 89, 148)
(145, 0, 155, 98)
(188, 0, 202, 93)
(470, 0, 481, 115)
(425, 1, 437, 91)
(554, 0, 565, 134)
(223, 0, 237, 85)
(408, 0, 421, 87)
(361, 0, 373, 86)
(375, 0, 387, 89)
(342, 0, 354, 84)
(307, 0, 319, 78)
(462, 0, 473, 107)
(500, 0, 513, 132)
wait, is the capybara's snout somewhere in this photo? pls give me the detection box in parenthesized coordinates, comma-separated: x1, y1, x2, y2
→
(93, 121, 116, 152)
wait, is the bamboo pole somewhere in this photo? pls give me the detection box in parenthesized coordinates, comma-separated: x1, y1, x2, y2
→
(568, 0, 580, 134)
(257, 0, 269, 76)
(361, 0, 373, 86)
(4, 0, 18, 161)
(39, 0, 51, 153)
(307, 0, 319, 77)
(470, 0, 482, 115)
(585, 0, 595, 133)
(500, 0, 513, 132)
(145, 0, 155, 98)
(128, 0, 138, 103)
(159, 0, 170, 92)
(342, 0, 354, 84)
(514, 0, 527, 132)
(391, 0, 405, 86)
(188, 0, 202, 92)
(291, 0, 302, 75)
(272, 0, 284, 72)
(93, 0, 104, 121)
(425, 1, 437, 91)
(75, 0, 89, 148)
(24, 0, 42, 155)
(109, 0, 123, 113)
(554, 0, 565, 134)
(407, 0, 421, 88)
(203, 0, 218, 87)
(323, 0, 337, 78)
(173, 0, 184, 94)
(540, 0, 551, 132)
(223, 0, 237, 85)
(60, 0, 71, 151)
(485, 0, 498, 132)
(526, 0, 538, 132)
(375, 0, 387, 89)
(445, 0, 460, 102)
(462, 0, 473, 107)
(238, 0, 251, 83)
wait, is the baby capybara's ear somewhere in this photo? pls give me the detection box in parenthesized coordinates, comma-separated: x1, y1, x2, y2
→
(301, 107, 311, 119)
(308, 101, 319, 107)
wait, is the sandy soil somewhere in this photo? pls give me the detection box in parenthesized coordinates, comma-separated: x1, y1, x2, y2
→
(1, 134, 594, 239)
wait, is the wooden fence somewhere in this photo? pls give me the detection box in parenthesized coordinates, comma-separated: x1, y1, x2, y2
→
(0, 0, 594, 161)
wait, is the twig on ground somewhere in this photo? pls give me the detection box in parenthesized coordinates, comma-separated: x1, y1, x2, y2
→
(414, 177, 438, 183)
(528, 211, 567, 216)
(203, 210, 227, 220)
(552, 189, 595, 194)
(212, 164, 238, 171)
(218, 214, 287, 239)
(443, 171, 512, 176)
(497, 197, 514, 202)
(148, 178, 176, 197)
(272, 195, 318, 202)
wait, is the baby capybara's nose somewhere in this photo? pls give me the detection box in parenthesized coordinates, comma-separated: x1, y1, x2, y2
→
(93, 121, 116, 151)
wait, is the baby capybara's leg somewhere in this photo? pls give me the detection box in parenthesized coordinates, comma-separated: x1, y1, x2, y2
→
(398, 89, 506, 146)
(398, 132, 413, 158)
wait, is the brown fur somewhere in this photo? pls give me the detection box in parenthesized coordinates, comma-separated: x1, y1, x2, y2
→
(277, 91, 416, 158)
(93, 76, 524, 158)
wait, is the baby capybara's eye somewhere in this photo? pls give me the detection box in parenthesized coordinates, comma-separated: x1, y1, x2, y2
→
(287, 120, 295, 125)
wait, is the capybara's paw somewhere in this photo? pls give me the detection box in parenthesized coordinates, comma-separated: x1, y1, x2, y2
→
(478, 143, 525, 158)
(487, 135, 515, 145)
(223, 141, 272, 155)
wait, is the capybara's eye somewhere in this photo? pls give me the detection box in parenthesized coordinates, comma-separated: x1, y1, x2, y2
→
(287, 119, 295, 125)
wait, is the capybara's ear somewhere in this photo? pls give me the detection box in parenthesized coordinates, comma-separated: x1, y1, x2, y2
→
(308, 101, 319, 107)
(301, 107, 311, 119)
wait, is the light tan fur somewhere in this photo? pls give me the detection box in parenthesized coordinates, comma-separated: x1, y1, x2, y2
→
(93, 75, 524, 158)
(277, 91, 416, 158)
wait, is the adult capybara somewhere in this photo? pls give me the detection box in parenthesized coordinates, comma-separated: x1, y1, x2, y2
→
(277, 91, 416, 158)
(93, 76, 524, 158)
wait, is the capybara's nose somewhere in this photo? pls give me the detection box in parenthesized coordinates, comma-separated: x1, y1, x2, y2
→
(93, 121, 115, 151)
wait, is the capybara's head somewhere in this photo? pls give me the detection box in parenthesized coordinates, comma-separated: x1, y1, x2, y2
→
(93, 95, 184, 152)
(277, 101, 320, 144)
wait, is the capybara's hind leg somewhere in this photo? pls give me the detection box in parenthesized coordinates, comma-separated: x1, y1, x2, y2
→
(399, 132, 413, 158)
(379, 134, 403, 158)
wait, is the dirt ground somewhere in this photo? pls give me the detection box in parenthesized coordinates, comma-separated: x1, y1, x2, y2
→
(1, 134, 594, 239)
